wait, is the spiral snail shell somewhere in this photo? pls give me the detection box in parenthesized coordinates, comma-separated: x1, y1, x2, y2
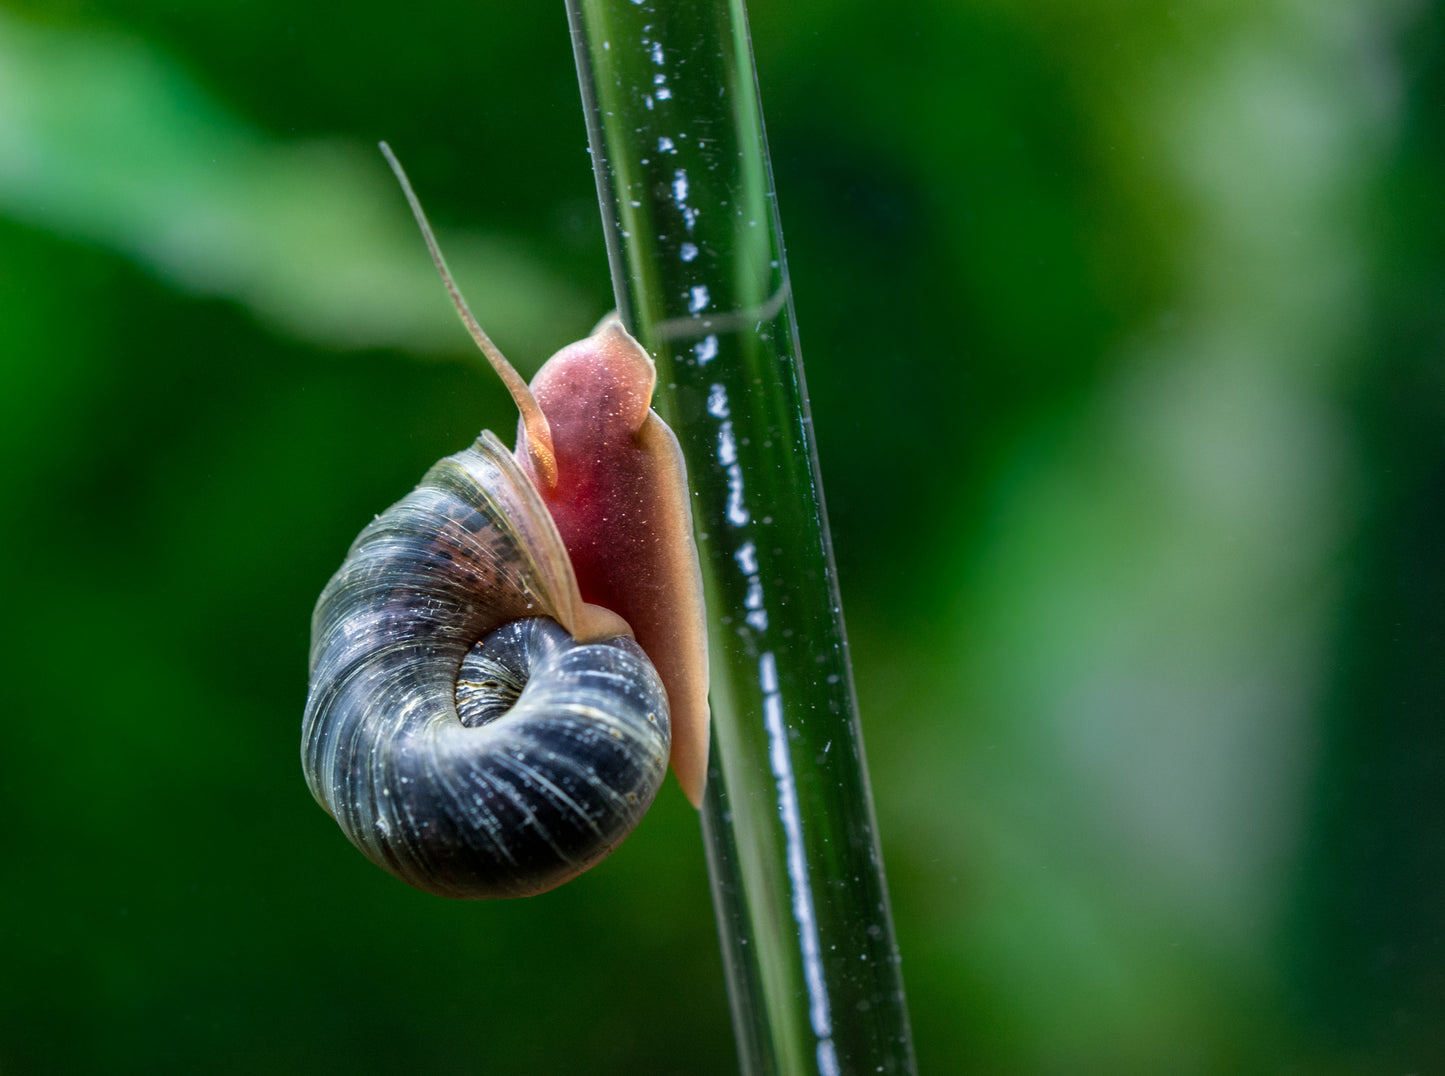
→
(301, 145, 709, 899)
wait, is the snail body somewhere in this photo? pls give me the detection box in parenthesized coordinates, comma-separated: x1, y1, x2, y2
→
(301, 146, 709, 899)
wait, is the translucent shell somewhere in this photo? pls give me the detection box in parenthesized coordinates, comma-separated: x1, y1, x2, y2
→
(302, 432, 671, 899)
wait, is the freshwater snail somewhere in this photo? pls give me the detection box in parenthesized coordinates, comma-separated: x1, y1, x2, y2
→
(301, 144, 709, 899)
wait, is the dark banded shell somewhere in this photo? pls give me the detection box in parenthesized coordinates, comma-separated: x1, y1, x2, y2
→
(302, 432, 671, 898)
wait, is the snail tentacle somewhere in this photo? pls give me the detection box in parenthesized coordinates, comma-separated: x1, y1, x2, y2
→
(378, 141, 558, 489)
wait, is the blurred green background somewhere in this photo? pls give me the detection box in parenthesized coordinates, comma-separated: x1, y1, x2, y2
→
(2, 1, 1442, 1072)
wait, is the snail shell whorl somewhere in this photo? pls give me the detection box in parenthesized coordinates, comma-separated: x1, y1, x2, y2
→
(302, 431, 671, 899)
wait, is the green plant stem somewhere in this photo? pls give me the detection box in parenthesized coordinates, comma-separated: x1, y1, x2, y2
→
(565, 3, 916, 1073)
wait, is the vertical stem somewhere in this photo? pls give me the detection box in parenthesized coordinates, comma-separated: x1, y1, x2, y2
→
(565, 3, 916, 1074)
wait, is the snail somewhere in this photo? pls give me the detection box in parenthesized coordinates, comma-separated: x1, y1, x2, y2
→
(301, 144, 709, 899)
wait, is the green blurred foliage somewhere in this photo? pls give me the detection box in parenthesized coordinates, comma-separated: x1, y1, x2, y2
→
(1, 1, 1441, 1073)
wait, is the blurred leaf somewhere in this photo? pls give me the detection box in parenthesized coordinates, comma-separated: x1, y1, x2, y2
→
(0, 9, 588, 357)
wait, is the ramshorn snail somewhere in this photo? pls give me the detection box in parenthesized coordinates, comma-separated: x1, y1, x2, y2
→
(301, 145, 709, 899)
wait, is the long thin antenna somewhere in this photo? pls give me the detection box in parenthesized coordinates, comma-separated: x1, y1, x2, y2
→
(379, 141, 558, 490)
